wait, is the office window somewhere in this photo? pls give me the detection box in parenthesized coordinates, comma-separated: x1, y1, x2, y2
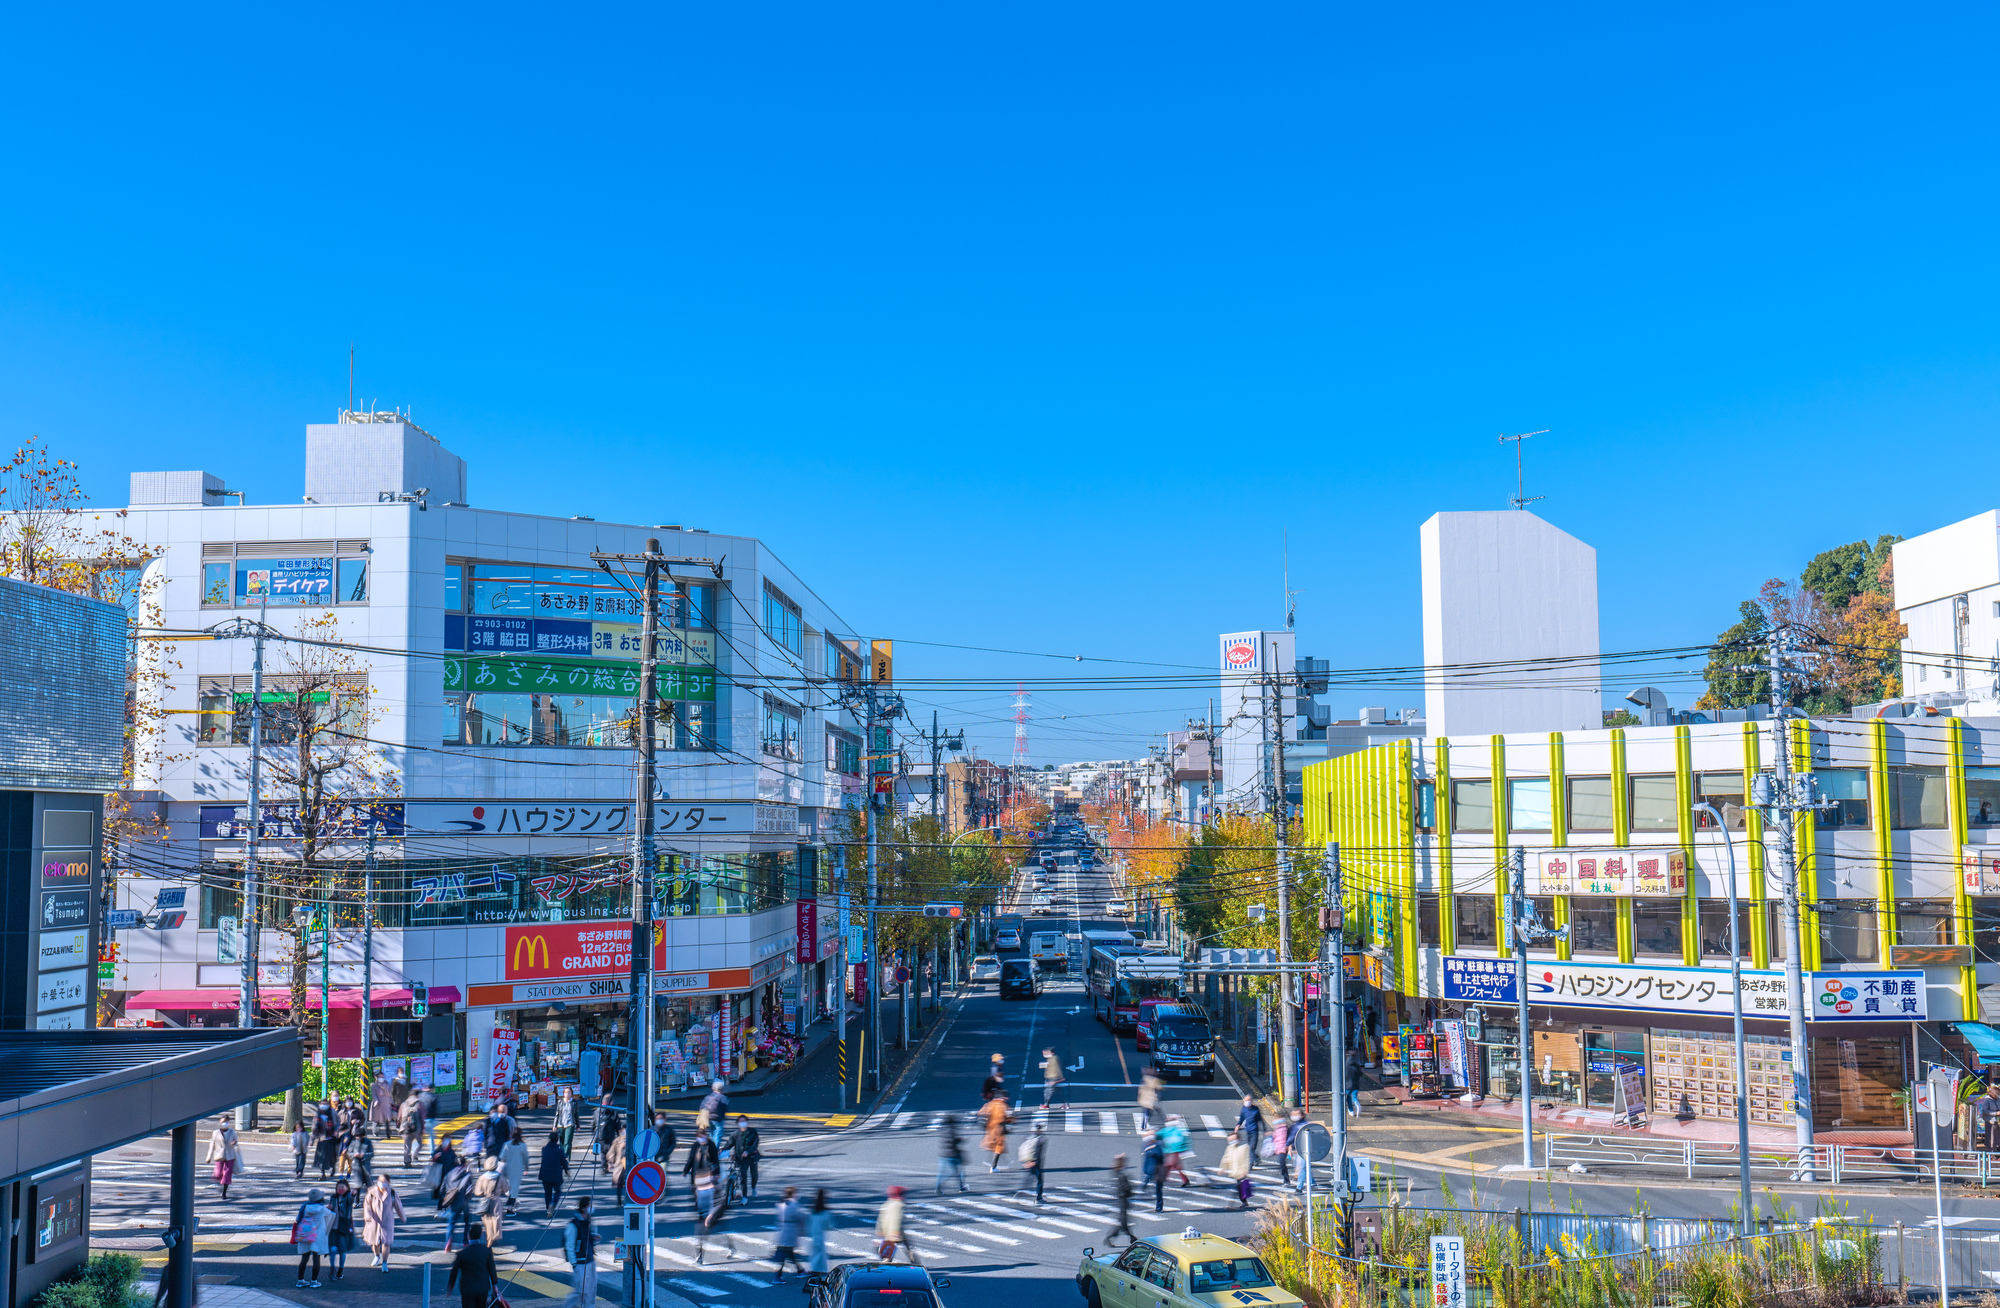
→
(829, 733, 861, 775)
(1814, 770, 1870, 829)
(826, 637, 860, 682)
(1818, 905, 1880, 964)
(1888, 766, 1949, 830)
(1627, 775, 1680, 832)
(1525, 896, 1557, 955)
(444, 564, 464, 612)
(337, 557, 369, 603)
(1568, 901, 1618, 954)
(1455, 896, 1496, 948)
(1896, 899, 1955, 945)
(1973, 898, 2000, 963)
(761, 699, 802, 760)
(202, 562, 231, 607)
(763, 586, 802, 655)
(200, 540, 370, 608)
(1417, 894, 1440, 946)
(1451, 779, 1493, 834)
(1969, 767, 2000, 826)
(1765, 902, 1788, 961)
(1566, 776, 1614, 832)
(1694, 772, 1747, 830)
(1633, 900, 1683, 956)
(1697, 900, 1754, 958)
(1509, 779, 1552, 833)
(199, 676, 367, 747)
(1414, 780, 1437, 833)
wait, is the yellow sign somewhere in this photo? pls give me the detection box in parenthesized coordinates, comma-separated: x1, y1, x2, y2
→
(871, 639, 894, 684)
(511, 935, 551, 973)
(591, 623, 715, 666)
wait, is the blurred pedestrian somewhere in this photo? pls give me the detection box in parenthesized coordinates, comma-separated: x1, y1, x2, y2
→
(1017, 1123, 1048, 1204)
(806, 1189, 834, 1273)
(1104, 1153, 1136, 1246)
(559, 1195, 598, 1308)
(874, 1186, 919, 1265)
(978, 1094, 1011, 1172)
(540, 1132, 569, 1211)
(1137, 1071, 1162, 1126)
(769, 1185, 806, 1282)
(1221, 1129, 1253, 1209)
(935, 1113, 967, 1193)
(364, 1174, 405, 1269)
(205, 1115, 242, 1200)
(1141, 1132, 1165, 1212)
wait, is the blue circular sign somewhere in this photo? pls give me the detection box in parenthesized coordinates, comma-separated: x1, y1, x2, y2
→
(624, 1160, 667, 1206)
(1841, 987, 1858, 1001)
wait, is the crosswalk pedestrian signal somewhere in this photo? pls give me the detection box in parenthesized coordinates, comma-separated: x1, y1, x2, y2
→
(410, 982, 428, 1017)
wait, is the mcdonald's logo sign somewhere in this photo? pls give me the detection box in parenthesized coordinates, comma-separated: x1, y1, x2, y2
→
(504, 922, 634, 980)
(512, 935, 551, 973)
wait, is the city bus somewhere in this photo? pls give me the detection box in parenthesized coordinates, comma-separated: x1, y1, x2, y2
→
(1087, 946, 1182, 1031)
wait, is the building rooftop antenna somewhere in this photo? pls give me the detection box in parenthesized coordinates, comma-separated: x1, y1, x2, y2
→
(1282, 529, 1302, 631)
(1498, 429, 1550, 510)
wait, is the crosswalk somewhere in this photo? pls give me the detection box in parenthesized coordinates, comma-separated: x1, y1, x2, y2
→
(854, 1109, 1238, 1139)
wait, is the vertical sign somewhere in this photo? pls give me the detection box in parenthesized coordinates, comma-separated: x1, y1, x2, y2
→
(871, 639, 894, 684)
(485, 1027, 521, 1103)
(796, 900, 818, 964)
(217, 916, 240, 965)
(1430, 1236, 1465, 1308)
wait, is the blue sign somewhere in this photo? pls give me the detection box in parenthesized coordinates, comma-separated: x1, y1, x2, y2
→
(468, 615, 534, 654)
(623, 1160, 668, 1206)
(1442, 956, 1517, 1004)
(533, 619, 593, 657)
(155, 887, 186, 910)
(106, 909, 141, 929)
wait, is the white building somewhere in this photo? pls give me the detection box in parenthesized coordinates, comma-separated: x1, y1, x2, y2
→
(1421, 510, 1601, 737)
(1894, 510, 2000, 707)
(107, 414, 866, 1102)
(1216, 629, 1295, 811)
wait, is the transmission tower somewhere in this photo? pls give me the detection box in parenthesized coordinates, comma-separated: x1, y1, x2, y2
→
(1011, 682, 1031, 772)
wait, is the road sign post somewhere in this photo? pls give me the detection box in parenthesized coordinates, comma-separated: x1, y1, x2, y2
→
(623, 1161, 667, 1308)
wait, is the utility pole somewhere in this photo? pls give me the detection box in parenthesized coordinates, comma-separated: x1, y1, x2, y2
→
(1269, 655, 1298, 1107)
(233, 603, 270, 1132)
(1757, 624, 1818, 1181)
(1325, 843, 1346, 1168)
(362, 820, 376, 1080)
(1511, 848, 1533, 1168)
(865, 684, 882, 1092)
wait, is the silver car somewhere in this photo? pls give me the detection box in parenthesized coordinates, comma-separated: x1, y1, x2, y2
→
(970, 955, 1002, 982)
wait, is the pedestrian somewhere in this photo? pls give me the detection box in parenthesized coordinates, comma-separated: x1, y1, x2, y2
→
(649, 1111, 679, 1167)
(555, 1086, 579, 1157)
(559, 1195, 598, 1308)
(485, 1105, 515, 1160)
(347, 1122, 376, 1189)
(1221, 1129, 1253, 1210)
(439, 1158, 473, 1253)
(1104, 1153, 1136, 1247)
(1017, 1123, 1048, 1204)
(391, 1066, 413, 1115)
(682, 1130, 720, 1214)
(364, 1174, 405, 1269)
(1271, 1112, 1293, 1186)
(1040, 1047, 1066, 1107)
(474, 1157, 508, 1249)
(370, 1069, 394, 1128)
(977, 1094, 1011, 1172)
(418, 1084, 440, 1154)
(603, 1117, 627, 1186)
(326, 1178, 357, 1280)
(730, 1115, 762, 1197)
(806, 1189, 835, 1272)
(205, 1115, 242, 1200)
(1345, 1050, 1364, 1118)
(399, 1091, 426, 1167)
(982, 1054, 1006, 1103)
(312, 1108, 340, 1180)
(501, 1126, 530, 1212)
(769, 1185, 807, 1283)
(1137, 1071, 1162, 1126)
(700, 1080, 729, 1142)
(540, 1132, 569, 1212)
(1280, 1108, 1306, 1186)
(874, 1186, 919, 1265)
(1235, 1096, 1263, 1161)
(934, 1112, 967, 1193)
(1141, 1132, 1165, 1212)
(446, 1225, 498, 1308)
(694, 1184, 737, 1265)
(430, 1137, 460, 1203)
(291, 1188, 331, 1288)
(1159, 1116, 1192, 1187)
(291, 1119, 309, 1179)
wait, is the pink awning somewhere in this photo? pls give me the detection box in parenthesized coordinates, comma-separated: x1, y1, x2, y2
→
(125, 986, 461, 1011)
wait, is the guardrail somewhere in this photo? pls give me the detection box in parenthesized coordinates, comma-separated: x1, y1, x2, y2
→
(1544, 1132, 2000, 1185)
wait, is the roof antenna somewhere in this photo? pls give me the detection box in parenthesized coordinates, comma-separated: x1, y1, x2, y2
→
(1498, 429, 1550, 509)
(348, 345, 355, 416)
(1282, 530, 1301, 631)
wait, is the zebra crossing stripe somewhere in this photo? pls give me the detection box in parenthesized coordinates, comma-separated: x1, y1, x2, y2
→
(912, 1202, 1023, 1244)
(891, 1112, 914, 1129)
(1200, 1115, 1228, 1137)
(1065, 1112, 1084, 1133)
(1099, 1112, 1118, 1134)
(667, 1279, 728, 1298)
(725, 1273, 771, 1289)
(1131, 1112, 1147, 1134)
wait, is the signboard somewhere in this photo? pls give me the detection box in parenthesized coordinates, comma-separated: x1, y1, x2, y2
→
(1199, 948, 1276, 967)
(1438, 1019, 1470, 1086)
(1219, 631, 1262, 674)
(106, 909, 141, 930)
(1441, 958, 1924, 1021)
(30, 1177, 84, 1261)
(1891, 944, 1972, 967)
(39, 851, 93, 890)
(871, 639, 894, 684)
(39, 891, 90, 932)
(433, 1050, 458, 1088)
(505, 977, 632, 1004)
(217, 915, 240, 965)
(404, 800, 780, 838)
(1813, 972, 1927, 1020)
(1364, 955, 1390, 990)
(1967, 847, 2000, 895)
(484, 1027, 521, 1103)
(1611, 1062, 1646, 1127)
(1430, 1236, 1465, 1308)
(199, 803, 403, 840)
(35, 968, 87, 1014)
(624, 1160, 668, 1206)
(242, 556, 333, 602)
(505, 922, 656, 980)
(442, 654, 716, 702)
(37, 931, 89, 973)
(1535, 853, 1575, 895)
(1632, 850, 1687, 898)
(796, 900, 818, 964)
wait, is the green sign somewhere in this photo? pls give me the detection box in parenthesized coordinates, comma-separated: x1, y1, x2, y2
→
(234, 690, 331, 703)
(97, 962, 114, 981)
(444, 655, 715, 702)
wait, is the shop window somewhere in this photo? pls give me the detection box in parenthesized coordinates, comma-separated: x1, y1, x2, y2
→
(1568, 900, 1618, 954)
(1413, 781, 1437, 833)
(1973, 898, 2000, 962)
(1417, 894, 1440, 945)
(1811, 1033, 1909, 1131)
(1697, 900, 1754, 958)
(199, 541, 371, 608)
(1451, 780, 1492, 834)
(1694, 772, 1747, 830)
(1633, 900, 1683, 956)
(1627, 775, 1680, 832)
(1525, 896, 1558, 955)
(1968, 767, 2000, 827)
(1895, 898, 1955, 945)
(1818, 906, 1880, 964)
(1508, 779, 1552, 834)
(1566, 776, 1614, 832)
(1813, 770, 1870, 829)
(1888, 766, 1949, 830)
(1455, 896, 1496, 948)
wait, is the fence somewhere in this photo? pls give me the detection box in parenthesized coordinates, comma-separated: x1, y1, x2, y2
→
(1544, 1131, 2000, 1185)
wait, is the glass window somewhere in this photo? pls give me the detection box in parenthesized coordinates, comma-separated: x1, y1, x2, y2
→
(1697, 899, 1753, 958)
(1633, 900, 1683, 956)
(1525, 896, 1557, 955)
(829, 735, 861, 775)
(1694, 772, 1746, 830)
(1189, 1260, 1276, 1294)
(1973, 898, 2000, 963)
(444, 565, 463, 612)
(1566, 776, 1614, 833)
(1896, 899, 1954, 945)
(1889, 766, 1949, 830)
(825, 637, 858, 681)
(1115, 1247, 1152, 1275)
(1414, 781, 1436, 833)
(202, 561, 231, 607)
(1568, 901, 1618, 954)
(1509, 779, 1552, 833)
(1455, 896, 1496, 948)
(1969, 767, 2000, 827)
(237, 556, 335, 607)
(681, 583, 713, 630)
(763, 587, 802, 655)
(1628, 775, 1680, 832)
(1818, 906, 1880, 964)
(337, 557, 369, 603)
(470, 564, 644, 623)
(446, 691, 635, 748)
(1142, 1254, 1178, 1291)
(1417, 894, 1440, 946)
(1451, 779, 1492, 833)
(198, 687, 234, 745)
(1765, 902, 1788, 961)
(1814, 770, 1870, 829)
(762, 700, 802, 760)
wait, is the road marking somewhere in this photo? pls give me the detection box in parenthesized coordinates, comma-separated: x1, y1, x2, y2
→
(904, 1219, 988, 1253)
(667, 1278, 729, 1298)
(725, 1273, 772, 1289)
(933, 1200, 1066, 1238)
(1131, 1112, 1147, 1134)
(912, 1203, 1023, 1244)
(1066, 1112, 1084, 1133)
(891, 1112, 914, 1129)
(505, 1269, 575, 1298)
(1100, 1112, 1119, 1134)
(1200, 1115, 1227, 1137)
(825, 1115, 857, 1128)
(859, 1114, 891, 1129)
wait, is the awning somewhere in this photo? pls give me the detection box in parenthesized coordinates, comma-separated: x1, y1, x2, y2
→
(1954, 1022, 2000, 1061)
(126, 986, 461, 1011)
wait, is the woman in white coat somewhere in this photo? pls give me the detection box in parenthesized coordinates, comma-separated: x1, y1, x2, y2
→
(362, 1174, 406, 1270)
(499, 1126, 529, 1213)
(205, 1116, 243, 1200)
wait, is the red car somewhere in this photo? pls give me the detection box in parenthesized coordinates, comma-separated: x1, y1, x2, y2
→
(1135, 996, 1180, 1053)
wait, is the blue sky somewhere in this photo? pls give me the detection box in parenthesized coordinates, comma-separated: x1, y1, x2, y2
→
(7, 5, 2000, 762)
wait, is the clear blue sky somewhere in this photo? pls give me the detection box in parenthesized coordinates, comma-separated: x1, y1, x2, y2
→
(7, 6, 1999, 763)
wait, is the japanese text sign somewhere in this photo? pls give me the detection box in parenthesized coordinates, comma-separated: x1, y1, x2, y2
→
(1431, 1236, 1465, 1308)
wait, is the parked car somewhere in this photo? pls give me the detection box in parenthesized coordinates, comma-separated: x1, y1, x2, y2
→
(807, 1261, 951, 1308)
(1075, 1231, 1296, 1308)
(970, 955, 1002, 982)
(1000, 957, 1041, 1000)
(995, 927, 1021, 951)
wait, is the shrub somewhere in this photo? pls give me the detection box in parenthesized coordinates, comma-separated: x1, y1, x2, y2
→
(37, 1252, 146, 1308)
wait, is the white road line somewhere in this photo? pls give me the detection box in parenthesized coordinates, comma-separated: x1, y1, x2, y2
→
(860, 1114, 891, 1129)
(667, 1279, 729, 1298)
(912, 1203, 1023, 1245)
(1131, 1111, 1148, 1134)
(1099, 1112, 1118, 1134)
(652, 1243, 700, 1266)
(891, 1112, 914, 1129)
(724, 1273, 772, 1289)
(986, 1200, 1098, 1234)
(926, 1201, 1065, 1240)
(1199, 1115, 1227, 1137)
(903, 1220, 987, 1253)
(1065, 1112, 1084, 1133)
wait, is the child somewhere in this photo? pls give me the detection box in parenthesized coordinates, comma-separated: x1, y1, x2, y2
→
(292, 1122, 310, 1179)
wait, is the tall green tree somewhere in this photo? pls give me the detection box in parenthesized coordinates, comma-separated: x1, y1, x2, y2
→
(1699, 600, 1772, 709)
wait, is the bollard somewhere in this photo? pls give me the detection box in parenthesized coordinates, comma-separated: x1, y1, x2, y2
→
(1895, 1221, 1905, 1293)
(422, 1260, 432, 1308)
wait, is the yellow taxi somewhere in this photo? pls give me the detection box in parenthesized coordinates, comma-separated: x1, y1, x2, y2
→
(1075, 1229, 1301, 1308)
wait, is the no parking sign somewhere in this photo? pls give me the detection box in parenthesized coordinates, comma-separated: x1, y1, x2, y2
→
(624, 1160, 667, 1206)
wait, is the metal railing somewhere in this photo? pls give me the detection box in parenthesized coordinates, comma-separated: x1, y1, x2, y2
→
(1542, 1132, 2000, 1185)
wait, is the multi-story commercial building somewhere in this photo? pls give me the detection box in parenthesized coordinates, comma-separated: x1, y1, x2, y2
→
(106, 414, 866, 1103)
(1305, 715, 1995, 1145)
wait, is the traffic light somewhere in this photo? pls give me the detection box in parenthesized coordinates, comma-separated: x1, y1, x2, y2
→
(411, 981, 429, 1017)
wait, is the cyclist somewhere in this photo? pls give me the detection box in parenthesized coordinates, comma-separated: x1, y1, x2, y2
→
(1040, 1048, 1067, 1108)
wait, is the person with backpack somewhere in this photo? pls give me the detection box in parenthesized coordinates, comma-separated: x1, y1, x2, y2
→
(291, 1188, 331, 1288)
(1104, 1153, 1137, 1247)
(1140, 1132, 1165, 1213)
(399, 1091, 426, 1167)
(447, 1225, 498, 1308)
(438, 1158, 474, 1254)
(1016, 1123, 1049, 1204)
(559, 1194, 599, 1308)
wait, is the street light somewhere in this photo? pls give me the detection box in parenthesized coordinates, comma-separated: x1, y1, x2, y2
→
(1693, 802, 1754, 1238)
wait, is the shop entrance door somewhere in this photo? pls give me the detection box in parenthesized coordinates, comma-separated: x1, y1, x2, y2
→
(1584, 1030, 1646, 1109)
